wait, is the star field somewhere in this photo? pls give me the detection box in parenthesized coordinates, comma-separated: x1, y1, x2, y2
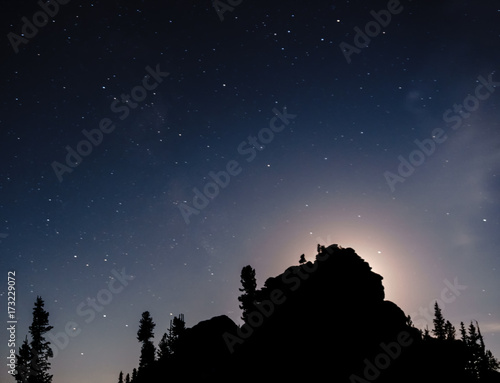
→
(1, 1, 500, 382)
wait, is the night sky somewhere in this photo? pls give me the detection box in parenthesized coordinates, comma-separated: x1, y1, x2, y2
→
(1, 1, 500, 382)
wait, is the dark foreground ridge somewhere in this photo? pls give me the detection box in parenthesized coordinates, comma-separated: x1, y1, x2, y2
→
(123, 244, 500, 383)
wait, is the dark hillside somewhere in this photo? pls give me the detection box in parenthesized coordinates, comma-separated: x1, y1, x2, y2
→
(129, 245, 500, 382)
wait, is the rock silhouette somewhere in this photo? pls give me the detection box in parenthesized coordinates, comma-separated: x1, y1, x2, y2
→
(127, 244, 500, 382)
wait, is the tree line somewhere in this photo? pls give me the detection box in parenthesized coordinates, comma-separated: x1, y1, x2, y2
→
(11, 261, 500, 383)
(13, 296, 53, 383)
(117, 311, 186, 383)
(423, 301, 500, 380)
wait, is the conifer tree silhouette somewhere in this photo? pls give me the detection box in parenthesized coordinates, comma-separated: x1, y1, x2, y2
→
(238, 265, 257, 321)
(118, 371, 124, 383)
(432, 301, 446, 340)
(444, 320, 456, 340)
(125, 373, 130, 383)
(14, 336, 33, 383)
(157, 332, 170, 361)
(477, 322, 489, 377)
(26, 296, 54, 383)
(460, 321, 468, 343)
(137, 311, 156, 370)
(485, 349, 500, 372)
(423, 326, 431, 340)
(473, 321, 500, 378)
(468, 321, 482, 380)
(131, 368, 137, 382)
(460, 321, 476, 378)
(168, 314, 186, 355)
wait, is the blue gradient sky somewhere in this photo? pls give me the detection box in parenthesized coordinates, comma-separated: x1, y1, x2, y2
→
(1, 1, 499, 382)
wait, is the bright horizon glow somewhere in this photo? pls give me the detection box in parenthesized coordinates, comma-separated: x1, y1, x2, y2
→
(262, 212, 435, 329)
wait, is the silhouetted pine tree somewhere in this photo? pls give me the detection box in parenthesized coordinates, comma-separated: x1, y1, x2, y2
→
(131, 368, 137, 382)
(157, 332, 170, 362)
(475, 321, 500, 378)
(468, 321, 482, 380)
(168, 315, 186, 355)
(137, 311, 156, 370)
(460, 321, 468, 342)
(460, 321, 475, 379)
(485, 350, 500, 372)
(432, 301, 446, 340)
(139, 343, 155, 371)
(14, 336, 32, 383)
(125, 373, 130, 383)
(423, 326, 431, 340)
(476, 321, 488, 377)
(28, 296, 54, 383)
(118, 371, 123, 383)
(137, 311, 155, 343)
(238, 265, 257, 321)
(444, 320, 456, 340)
(157, 314, 186, 363)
